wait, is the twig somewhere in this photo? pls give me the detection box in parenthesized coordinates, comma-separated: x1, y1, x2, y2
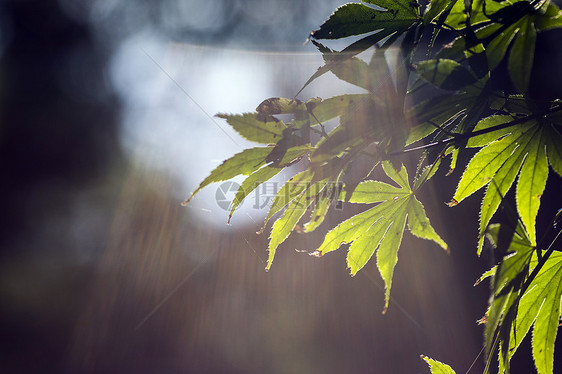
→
(390, 104, 562, 156)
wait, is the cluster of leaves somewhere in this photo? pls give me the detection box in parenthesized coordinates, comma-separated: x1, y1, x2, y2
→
(184, 0, 562, 373)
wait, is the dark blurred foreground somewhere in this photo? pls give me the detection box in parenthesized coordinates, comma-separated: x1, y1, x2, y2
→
(1, 1, 561, 373)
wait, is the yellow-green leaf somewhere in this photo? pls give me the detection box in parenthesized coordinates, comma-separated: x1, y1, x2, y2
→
(493, 245, 562, 374)
(515, 125, 548, 246)
(183, 147, 273, 204)
(477, 146, 525, 254)
(466, 115, 516, 148)
(525, 252, 562, 374)
(267, 192, 314, 270)
(216, 113, 286, 144)
(481, 222, 535, 368)
(408, 197, 448, 250)
(263, 170, 313, 228)
(303, 194, 332, 233)
(311, 2, 418, 40)
(534, 2, 562, 31)
(421, 355, 456, 374)
(455, 119, 556, 248)
(454, 135, 521, 203)
(266, 180, 328, 270)
(424, 0, 455, 24)
(311, 94, 371, 124)
(229, 166, 283, 223)
(314, 162, 446, 310)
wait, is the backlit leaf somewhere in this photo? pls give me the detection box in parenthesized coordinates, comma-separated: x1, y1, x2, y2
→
(524, 251, 562, 374)
(413, 158, 442, 191)
(362, 0, 419, 17)
(256, 97, 308, 118)
(454, 118, 557, 246)
(515, 124, 548, 246)
(477, 147, 525, 255)
(267, 191, 314, 270)
(314, 162, 446, 310)
(216, 113, 286, 144)
(490, 94, 532, 116)
(424, 0, 455, 24)
(263, 170, 313, 228)
(303, 194, 332, 233)
(482, 222, 534, 368)
(421, 355, 457, 374)
(320, 53, 373, 91)
(445, 0, 504, 30)
(483, 221, 562, 374)
(266, 142, 311, 168)
(295, 35, 397, 96)
(310, 94, 371, 124)
(454, 134, 523, 203)
(534, 2, 562, 31)
(183, 147, 273, 204)
(311, 2, 418, 40)
(267, 179, 328, 270)
(229, 166, 283, 223)
(435, 23, 501, 62)
(408, 196, 447, 249)
(405, 93, 475, 145)
(466, 115, 515, 148)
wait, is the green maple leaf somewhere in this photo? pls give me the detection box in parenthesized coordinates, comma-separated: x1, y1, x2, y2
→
(479, 222, 534, 371)
(453, 114, 562, 250)
(445, 0, 504, 30)
(266, 178, 329, 270)
(441, 0, 562, 93)
(182, 147, 274, 205)
(183, 146, 309, 206)
(302, 182, 343, 233)
(262, 170, 314, 229)
(481, 221, 562, 374)
(313, 161, 447, 311)
(421, 355, 457, 374)
(535, 2, 562, 31)
(310, 1, 419, 40)
(424, 0, 456, 25)
(228, 166, 283, 223)
(296, 0, 420, 96)
(520, 251, 562, 374)
(405, 91, 478, 146)
(216, 113, 286, 144)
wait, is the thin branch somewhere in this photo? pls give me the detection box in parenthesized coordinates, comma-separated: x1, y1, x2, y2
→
(309, 111, 329, 138)
(390, 104, 562, 156)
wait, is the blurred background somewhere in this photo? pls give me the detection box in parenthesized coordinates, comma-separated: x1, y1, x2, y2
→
(1, 0, 561, 373)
